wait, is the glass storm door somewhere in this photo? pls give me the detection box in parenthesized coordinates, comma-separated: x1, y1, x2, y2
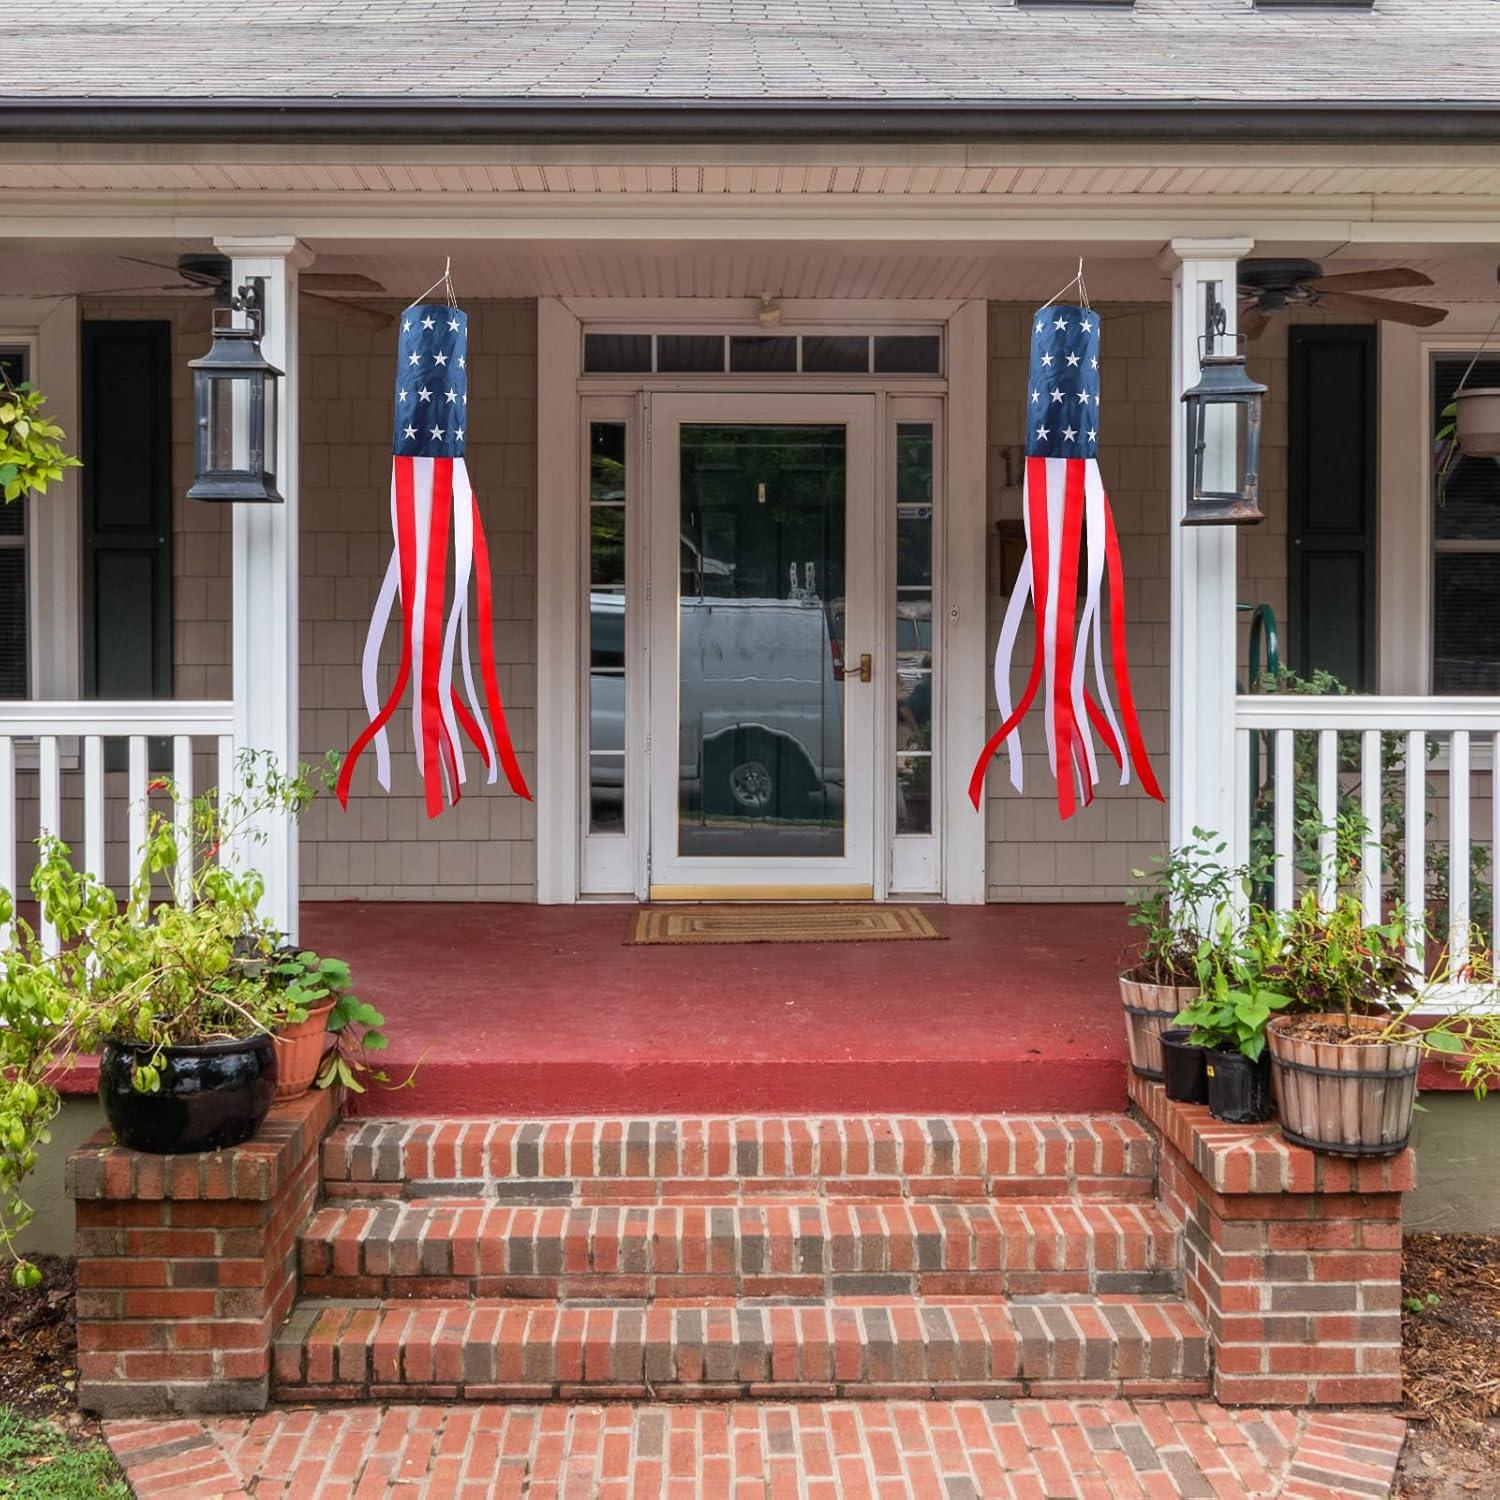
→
(648, 394, 877, 897)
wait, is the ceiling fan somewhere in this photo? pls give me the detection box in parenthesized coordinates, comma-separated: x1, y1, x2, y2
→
(1237, 257, 1448, 339)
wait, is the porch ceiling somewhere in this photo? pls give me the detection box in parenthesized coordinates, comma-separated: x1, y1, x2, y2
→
(4, 238, 1498, 307)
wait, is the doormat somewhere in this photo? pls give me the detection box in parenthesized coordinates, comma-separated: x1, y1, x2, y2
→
(627, 905, 944, 946)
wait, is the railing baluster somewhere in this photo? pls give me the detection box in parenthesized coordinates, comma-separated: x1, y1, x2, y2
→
(173, 735, 194, 909)
(217, 735, 235, 869)
(1274, 727, 1294, 912)
(0, 737, 13, 949)
(38, 736, 61, 956)
(83, 736, 105, 894)
(1317, 727, 1338, 910)
(1234, 726, 1251, 913)
(1360, 728, 1382, 925)
(128, 736, 148, 896)
(1405, 729, 1426, 971)
(1450, 729, 1471, 974)
(1492, 731, 1500, 964)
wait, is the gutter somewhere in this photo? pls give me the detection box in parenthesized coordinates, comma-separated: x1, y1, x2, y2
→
(4, 98, 1500, 146)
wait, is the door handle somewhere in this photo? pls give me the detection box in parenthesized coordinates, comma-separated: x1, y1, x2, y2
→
(856, 653, 872, 684)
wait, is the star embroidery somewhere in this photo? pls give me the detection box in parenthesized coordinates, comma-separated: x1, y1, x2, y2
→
(1034, 320, 1045, 335)
(447, 318, 461, 332)
(403, 424, 417, 440)
(1062, 425, 1078, 442)
(457, 355, 465, 369)
(1080, 319, 1093, 333)
(1035, 423, 1050, 441)
(1077, 390, 1091, 406)
(1040, 353, 1053, 367)
(1050, 387, 1064, 403)
(407, 351, 421, 366)
(445, 388, 458, 404)
(401, 319, 412, 333)
(397, 388, 408, 403)
(455, 427, 464, 441)
(1090, 356, 1099, 369)
(1065, 352, 1081, 368)
(433, 351, 448, 367)
(421, 315, 436, 331)
(429, 425, 444, 440)
(1030, 389, 1041, 404)
(1053, 315, 1069, 331)
(1087, 429, 1098, 442)
(462, 393, 467, 406)
(417, 386, 432, 401)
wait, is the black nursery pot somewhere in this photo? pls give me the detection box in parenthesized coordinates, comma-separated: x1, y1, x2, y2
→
(1204, 1047, 1273, 1125)
(1160, 1028, 1208, 1105)
(99, 1034, 278, 1155)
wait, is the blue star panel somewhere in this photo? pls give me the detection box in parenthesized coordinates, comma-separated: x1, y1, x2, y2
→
(1024, 304, 1100, 460)
(392, 304, 468, 458)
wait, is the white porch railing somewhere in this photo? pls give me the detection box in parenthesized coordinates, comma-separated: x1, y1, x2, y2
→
(0, 701, 235, 953)
(1235, 695, 1500, 977)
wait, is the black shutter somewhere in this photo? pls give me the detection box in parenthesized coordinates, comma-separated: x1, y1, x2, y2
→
(1286, 325, 1377, 690)
(0, 348, 30, 699)
(81, 322, 173, 702)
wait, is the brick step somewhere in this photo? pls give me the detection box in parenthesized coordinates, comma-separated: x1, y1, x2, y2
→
(271, 1293, 1210, 1403)
(298, 1197, 1181, 1301)
(321, 1115, 1156, 1202)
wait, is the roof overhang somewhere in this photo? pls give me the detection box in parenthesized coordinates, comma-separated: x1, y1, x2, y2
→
(7, 98, 1500, 147)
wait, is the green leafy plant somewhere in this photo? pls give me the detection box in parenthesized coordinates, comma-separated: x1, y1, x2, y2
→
(1175, 901, 1296, 1060)
(1126, 828, 1243, 986)
(0, 751, 335, 1287)
(1434, 398, 1460, 506)
(264, 949, 392, 1094)
(0, 379, 80, 504)
(1405, 1290, 1440, 1315)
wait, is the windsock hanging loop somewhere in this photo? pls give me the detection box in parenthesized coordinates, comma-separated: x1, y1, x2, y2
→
(968, 303, 1162, 821)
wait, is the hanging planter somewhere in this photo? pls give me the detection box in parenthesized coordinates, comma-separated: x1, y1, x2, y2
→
(1266, 1013, 1420, 1157)
(1453, 387, 1500, 458)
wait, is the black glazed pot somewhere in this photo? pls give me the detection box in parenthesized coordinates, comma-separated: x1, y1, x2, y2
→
(99, 1034, 278, 1155)
(1204, 1047, 1273, 1125)
(1160, 1027, 1208, 1105)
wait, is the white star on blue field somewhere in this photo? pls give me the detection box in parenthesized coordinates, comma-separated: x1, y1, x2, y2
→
(1025, 306, 1101, 459)
(392, 306, 469, 457)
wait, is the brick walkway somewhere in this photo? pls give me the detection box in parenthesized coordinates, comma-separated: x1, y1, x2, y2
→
(105, 1399, 1405, 1498)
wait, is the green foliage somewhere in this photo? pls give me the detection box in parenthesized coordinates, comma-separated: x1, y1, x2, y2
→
(0, 750, 352, 1286)
(0, 1407, 129, 1498)
(1175, 901, 1297, 1061)
(263, 949, 392, 1094)
(1126, 828, 1243, 985)
(0, 380, 80, 506)
(1434, 398, 1460, 506)
(1405, 1291, 1440, 1315)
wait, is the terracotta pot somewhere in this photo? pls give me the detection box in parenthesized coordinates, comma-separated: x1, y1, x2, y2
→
(271, 999, 335, 1101)
(1119, 974, 1197, 1082)
(1266, 1012, 1419, 1158)
(1454, 387, 1500, 458)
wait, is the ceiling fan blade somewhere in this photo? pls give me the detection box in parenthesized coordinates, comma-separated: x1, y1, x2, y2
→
(305, 291, 394, 331)
(1239, 306, 1271, 341)
(1306, 267, 1434, 294)
(1313, 290, 1448, 327)
(302, 272, 386, 293)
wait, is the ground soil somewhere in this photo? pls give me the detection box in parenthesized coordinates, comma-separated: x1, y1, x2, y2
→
(0, 1255, 102, 1446)
(1399, 1233, 1500, 1497)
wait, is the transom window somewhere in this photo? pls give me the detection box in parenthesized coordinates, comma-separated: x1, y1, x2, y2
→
(582, 330, 943, 377)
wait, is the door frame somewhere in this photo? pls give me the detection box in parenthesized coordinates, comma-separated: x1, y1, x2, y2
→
(536, 295, 988, 904)
(646, 392, 879, 899)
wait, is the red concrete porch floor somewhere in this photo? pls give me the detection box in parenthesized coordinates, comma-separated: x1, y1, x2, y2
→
(297, 903, 1133, 1117)
(104, 1400, 1407, 1499)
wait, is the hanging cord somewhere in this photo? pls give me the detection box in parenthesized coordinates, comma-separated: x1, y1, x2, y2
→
(406, 256, 458, 312)
(1454, 302, 1500, 395)
(1037, 257, 1091, 315)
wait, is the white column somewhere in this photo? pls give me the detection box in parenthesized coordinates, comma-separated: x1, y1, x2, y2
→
(1165, 237, 1254, 864)
(216, 235, 310, 941)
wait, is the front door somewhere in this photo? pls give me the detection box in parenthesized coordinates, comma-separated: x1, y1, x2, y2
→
(648, 394, 878, 898)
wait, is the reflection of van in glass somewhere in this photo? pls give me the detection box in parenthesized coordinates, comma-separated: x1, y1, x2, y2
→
(588, 592, 845, 823)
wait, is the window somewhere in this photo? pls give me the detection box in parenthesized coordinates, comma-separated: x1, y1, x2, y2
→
(588, 421, 628, 831)
(582, 330, 943, 378)
(1433, 356, 1500, 693)
(895, 421, 935, 835)
(0, 347, 29, 699)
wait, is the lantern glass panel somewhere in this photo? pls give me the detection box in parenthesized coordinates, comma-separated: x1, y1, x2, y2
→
(207, 375, 251, 473)
(262, 374, 277, 481)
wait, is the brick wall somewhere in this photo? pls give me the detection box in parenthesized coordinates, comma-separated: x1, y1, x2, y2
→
(68, 1088, 339, 1416)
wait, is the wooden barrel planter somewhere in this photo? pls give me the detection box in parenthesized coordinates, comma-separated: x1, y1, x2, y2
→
(1266, 1013, 1420, 1157)
(1118, 974, 1196, 1082)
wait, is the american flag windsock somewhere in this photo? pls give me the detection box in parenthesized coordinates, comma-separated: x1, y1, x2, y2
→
(968, 304, 1162, 821)
(338, 303, 532, 819)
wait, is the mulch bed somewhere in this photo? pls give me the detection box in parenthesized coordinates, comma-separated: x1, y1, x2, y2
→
(0, 1254, 102, 1444)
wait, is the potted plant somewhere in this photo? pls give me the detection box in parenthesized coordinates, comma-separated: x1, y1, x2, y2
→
(265, 948, 392, 1099)
(1263, 891, 1426, 1156)
(1175, 903, 1295, 1124)
(1122, 830, 1239, 1086)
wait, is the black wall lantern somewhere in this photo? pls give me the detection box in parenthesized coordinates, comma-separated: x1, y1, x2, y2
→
(187, 280, 283, 503)
(1180, 285, 1266, 526)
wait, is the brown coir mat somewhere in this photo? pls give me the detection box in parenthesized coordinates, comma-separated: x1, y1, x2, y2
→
(627, 904, 944, 946)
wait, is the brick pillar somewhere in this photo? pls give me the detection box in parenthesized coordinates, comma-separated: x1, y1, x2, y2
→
(68, 1088, 339, 1416)
(1131, 1076, 1412, 1406)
